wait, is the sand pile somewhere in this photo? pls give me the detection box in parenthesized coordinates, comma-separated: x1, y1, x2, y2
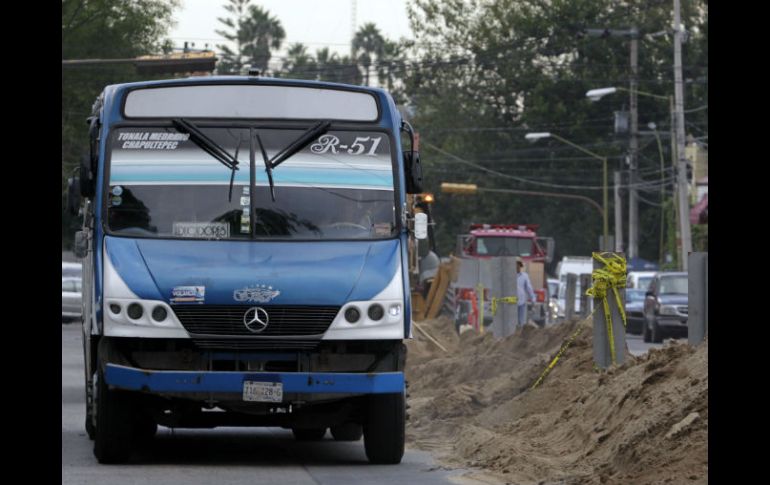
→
(406, 317, 707, 485)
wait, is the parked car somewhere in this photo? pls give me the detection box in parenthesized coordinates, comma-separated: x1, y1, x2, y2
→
(62, 276, 82, 323)
(624, 288, 647, 334)
(555, 256, 593, 319)
(643, 272, 688, 343)
(62, 261, 82, 278)
(547, 278, 560, 324)
(627, 271, 656, 291)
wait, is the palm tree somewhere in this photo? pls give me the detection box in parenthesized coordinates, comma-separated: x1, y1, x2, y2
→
(280, 43, 317, 80)
(376, 40, 405, 92)
(314, 48, 362, 85)
(352, 23, 386, 86)
(315, 48, 338, 81)
(215, 0, 285, 75)
(242, 4, 285, 73)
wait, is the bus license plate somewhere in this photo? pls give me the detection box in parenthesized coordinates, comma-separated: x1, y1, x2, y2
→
(243, 381, 283, 403)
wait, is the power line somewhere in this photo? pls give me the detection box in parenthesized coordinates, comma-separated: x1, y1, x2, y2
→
(424, 142, 676, 191)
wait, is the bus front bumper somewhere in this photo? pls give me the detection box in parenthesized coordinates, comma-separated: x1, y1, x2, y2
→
(104, 364, 404, 394)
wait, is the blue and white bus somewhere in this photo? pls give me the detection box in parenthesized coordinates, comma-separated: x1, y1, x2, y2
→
(68, 75, 425, 464)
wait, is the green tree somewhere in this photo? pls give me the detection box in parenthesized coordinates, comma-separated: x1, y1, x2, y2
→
(216, 0, 285, 74)
(314, 48, 338, 81)
(62, 0, 179, 249)
(313, 48, 363, 85)
(376, 39, 409, 100)
(399, 0, 707, 264)
(277, 43, 317, 80)
(352, 23, 386, 86)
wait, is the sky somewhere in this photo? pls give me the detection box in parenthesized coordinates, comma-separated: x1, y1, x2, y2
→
(168, 0, 413, 66)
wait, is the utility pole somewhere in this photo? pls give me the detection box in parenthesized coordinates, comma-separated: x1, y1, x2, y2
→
(673, 0, 692, 270)
(583, 27, 641, 258)
(628, 28, 639, 260)
(350, 0, 357, 57)
(614, 171, 623, 253)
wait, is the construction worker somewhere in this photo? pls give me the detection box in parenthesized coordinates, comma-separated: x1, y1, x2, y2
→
(516, 257, 536, 328)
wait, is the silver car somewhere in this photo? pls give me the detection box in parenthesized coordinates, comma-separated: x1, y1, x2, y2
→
(62, 276, 82, 323)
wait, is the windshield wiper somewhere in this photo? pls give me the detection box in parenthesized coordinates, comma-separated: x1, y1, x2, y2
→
(254, 133, 275, 202)
(173, 119, 240, 201)
(254, 121, 331, 202)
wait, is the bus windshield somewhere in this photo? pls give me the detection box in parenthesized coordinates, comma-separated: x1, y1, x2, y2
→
(106, 127, 396, 240)
(476, 237, 533, 256)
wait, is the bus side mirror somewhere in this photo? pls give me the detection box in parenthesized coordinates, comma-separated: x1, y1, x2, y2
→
(404, 151, 423, 194)
(414, 212, 428, 240)
(537, 237, 555, 264)
(80, 155, 96, 198)
(73, 231, 88, 258)
(67, 177, 81, 216)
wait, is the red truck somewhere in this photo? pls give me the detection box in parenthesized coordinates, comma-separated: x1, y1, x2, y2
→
(453, 224, 554, 330)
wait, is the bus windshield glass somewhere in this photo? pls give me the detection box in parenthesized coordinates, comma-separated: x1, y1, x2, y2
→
(476, 237, 533, 256)
(106, 127, 396, 240)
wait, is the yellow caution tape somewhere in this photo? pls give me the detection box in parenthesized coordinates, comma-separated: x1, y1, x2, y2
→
(585, 252, 628, 365)
(491, 296, 518, 316)
(531, 252, 628, 390)
(530, 309, 595, 390)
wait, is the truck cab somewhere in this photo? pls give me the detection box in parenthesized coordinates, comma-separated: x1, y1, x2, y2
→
(453, 224, 553, 329)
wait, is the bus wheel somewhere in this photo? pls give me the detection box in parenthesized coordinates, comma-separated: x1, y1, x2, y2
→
(93, 368, 134, 463)
(84, 373, 96, 440)
(363, 393, 405, 464)
(330, 423, 363, 441)
(85, 412, 96, 441)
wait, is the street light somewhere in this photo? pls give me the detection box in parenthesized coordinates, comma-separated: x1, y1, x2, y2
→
(524, 132, 609, 250)
(586, 86, 669, 102)
(586, 87, 620, 102)
(587, 86, 688, 269)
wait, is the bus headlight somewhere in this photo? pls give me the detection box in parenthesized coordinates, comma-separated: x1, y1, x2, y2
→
(388, 304, 401, 317)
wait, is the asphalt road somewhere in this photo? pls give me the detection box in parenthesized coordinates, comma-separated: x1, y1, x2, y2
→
(61, 323, 470, 485)
(626, 332, 686, 356)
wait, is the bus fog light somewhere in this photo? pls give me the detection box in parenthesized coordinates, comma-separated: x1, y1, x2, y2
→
(344, 307, 361, 323)
(388, 304, 401, 317)
(127, 303, 143, 320)
(109, 304, 121, 315)
(152, 306, 168, 322)
(368, 304, 384, 321)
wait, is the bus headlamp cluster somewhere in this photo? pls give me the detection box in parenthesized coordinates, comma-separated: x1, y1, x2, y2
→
(105, 298, 177, 326)
(342, 302, 400, 325)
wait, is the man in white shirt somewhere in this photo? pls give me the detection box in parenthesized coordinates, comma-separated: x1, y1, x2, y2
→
(516, 257, 536, 328)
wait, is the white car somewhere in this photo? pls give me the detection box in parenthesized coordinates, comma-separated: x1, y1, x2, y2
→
(62, 262, 83, 323)
(547, 278, 560, 324)
(627, 271, 657, 290)
(62, 277, 82, 323)
(62, 261, 82, 279)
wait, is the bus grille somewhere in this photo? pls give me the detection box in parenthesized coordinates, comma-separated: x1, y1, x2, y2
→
(192, 338, 322, 351)
(171, 305, 340, 338)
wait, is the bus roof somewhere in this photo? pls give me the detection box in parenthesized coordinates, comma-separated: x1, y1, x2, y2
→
(104, 75, 393, 97)
(98, 76, 400, 129)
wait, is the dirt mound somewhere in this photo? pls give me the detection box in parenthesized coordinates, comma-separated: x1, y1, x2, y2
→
(406, 317, 707, 485)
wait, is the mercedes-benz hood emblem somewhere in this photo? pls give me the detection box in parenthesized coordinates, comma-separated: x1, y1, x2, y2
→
(243, 307, 269, 333)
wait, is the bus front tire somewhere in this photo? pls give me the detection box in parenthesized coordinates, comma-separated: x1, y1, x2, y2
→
(363, 393, 405, 464)
(93, 369, 134, 464)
